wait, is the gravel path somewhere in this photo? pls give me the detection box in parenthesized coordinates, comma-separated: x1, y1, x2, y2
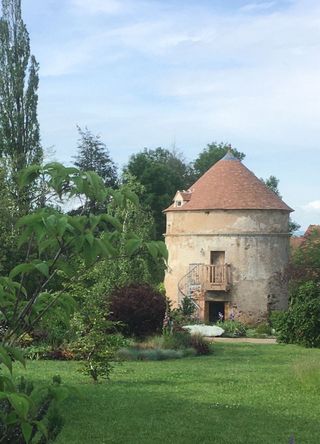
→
(208, 337, 277, 344)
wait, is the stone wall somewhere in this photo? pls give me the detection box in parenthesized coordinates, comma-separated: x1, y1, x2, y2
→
(164, 209, 290, 324)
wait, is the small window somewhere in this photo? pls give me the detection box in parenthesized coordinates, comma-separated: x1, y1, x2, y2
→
(176, 200, 182, 207)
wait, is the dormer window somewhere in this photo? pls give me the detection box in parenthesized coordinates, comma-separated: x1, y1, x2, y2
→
(173, 190, 192, 208)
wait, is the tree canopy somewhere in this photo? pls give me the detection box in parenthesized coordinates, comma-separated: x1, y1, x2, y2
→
(0, 0, 42, 211)
(261, 174, 300, 234)
(74, 126, 117, 188)
(192, 142, 245, 180)
(125, 147, 193, 239)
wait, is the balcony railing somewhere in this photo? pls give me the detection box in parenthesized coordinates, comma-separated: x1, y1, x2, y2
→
(178, 263, 231, 303)
(202, 264, 231, 292)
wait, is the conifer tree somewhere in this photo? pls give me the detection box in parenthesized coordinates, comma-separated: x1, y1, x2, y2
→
(74, 126, 117, 188)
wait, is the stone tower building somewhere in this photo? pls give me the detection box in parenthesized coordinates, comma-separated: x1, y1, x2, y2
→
(164, 152, 293, 324)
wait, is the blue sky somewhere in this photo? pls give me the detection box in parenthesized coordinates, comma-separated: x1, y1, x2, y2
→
(21, 0, 320, 230)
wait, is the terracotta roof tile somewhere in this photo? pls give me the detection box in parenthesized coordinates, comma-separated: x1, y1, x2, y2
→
(165, 154, 293, 212)
(179, 191, 192, 201)
(290, 237, 304, 250)
(304, 225, 320, 238)
(290, 225, 320, 252)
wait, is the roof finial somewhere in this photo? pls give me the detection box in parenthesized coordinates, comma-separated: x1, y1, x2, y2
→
(222, 148, 239, 161)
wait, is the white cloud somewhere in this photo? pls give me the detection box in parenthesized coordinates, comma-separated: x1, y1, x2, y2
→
(303, 201, 320, 212)
(240, 2, 276, 12)
(70, 0, 126, 15)
(29, 0, 320, 231)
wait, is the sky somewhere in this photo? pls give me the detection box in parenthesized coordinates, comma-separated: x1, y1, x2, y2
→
(19, 0, 320, 230)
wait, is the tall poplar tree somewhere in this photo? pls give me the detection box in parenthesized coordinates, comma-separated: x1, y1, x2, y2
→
(0, 0, 42, 211)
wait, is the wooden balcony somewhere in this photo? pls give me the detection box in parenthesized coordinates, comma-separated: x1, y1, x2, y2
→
(202, 264, 231, 292)
(178, 263, 232, 304)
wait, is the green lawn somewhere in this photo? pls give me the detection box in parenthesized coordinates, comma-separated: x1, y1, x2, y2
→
(20, 344, 320, 444)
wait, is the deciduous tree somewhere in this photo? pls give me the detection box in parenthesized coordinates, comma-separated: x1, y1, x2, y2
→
(262, 175, 300, 235)
(125, 147, 193, 239)
(192, 142, 245, 180)
(0, 0, 42, 212)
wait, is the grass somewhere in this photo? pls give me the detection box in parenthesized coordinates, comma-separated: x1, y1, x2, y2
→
(17, 343, 320, 444)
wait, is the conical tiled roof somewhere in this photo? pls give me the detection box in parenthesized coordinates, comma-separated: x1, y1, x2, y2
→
(165, 153, 293, 212)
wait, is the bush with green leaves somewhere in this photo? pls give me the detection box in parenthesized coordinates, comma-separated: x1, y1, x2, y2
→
(160, 330, 211, 356)
(0, 162, 167, 440)
(117, 329, 211, 361)
(254, 323, 272, 336)
(216, 320, 247, 337)
(109, 283, 166, 338)
(274, 281, 320, 347)
(0, 369, 69, 443)
(117, 347, 193, 361)
(71, 307, 128, 382)
(189, 333, 211, 355)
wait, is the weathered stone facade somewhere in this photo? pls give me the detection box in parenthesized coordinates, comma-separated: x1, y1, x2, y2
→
(164, 154, 292, 324)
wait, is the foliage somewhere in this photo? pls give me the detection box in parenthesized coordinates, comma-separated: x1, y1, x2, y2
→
(73, 126, 117, 190)
(125, 147, 193, 239)
(0, 369, 68, 444)
(261, 174, 300, 235)
(269, 310, 285, 331)
(291, 227, 320, 280)
(0, 162, 166, 343)
(69, 280, 128, 382)
(73, 328, 127, 382)
(180, 295, 197, 317)
(0, 162, 167, 438)
(276, 228, 320, 347)
(216, 320, 247, 337)
(162, 330, 194, 350)
(165, 296, 200, 330)
(64, 174, 165, 325)
(109, 283, 166, 338)
(162, 330, 211, 356)
(254, 323, 272, 336)
(0, 0, 43, 212)
(189, 333, 211, 355)
(117, 347, 192, 361)
(24, 345, 74, 361)
(117, 329, 211, 360)
(274, 281, 320, 347)
(192, 142, 245, 179)
(260, 175, 280, 196)
(288, 219, 301, 235)
(0, 163, 20, 274)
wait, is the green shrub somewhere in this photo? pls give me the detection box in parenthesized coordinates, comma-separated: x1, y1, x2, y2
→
(180, 296, 197, 317)
(162, 330, 193, 350)
(269, 310, 286, 331)
(216, 320, 247, 337)
(190, 333, 211, 355)
(255, 323, 272, 335)
(117, 347, 188, 361)
(109, 283, 166, 337)
(117, 330, 211, 360)
(134, 335, 165, 350)
(0, 375, 67, 444)
(276, 281, 320, 347)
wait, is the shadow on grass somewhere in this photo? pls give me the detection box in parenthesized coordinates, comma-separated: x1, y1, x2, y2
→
(56, 381, 318, 444)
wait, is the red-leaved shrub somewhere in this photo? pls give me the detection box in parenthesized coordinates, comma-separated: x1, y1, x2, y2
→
(109, 283, 166, 337)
